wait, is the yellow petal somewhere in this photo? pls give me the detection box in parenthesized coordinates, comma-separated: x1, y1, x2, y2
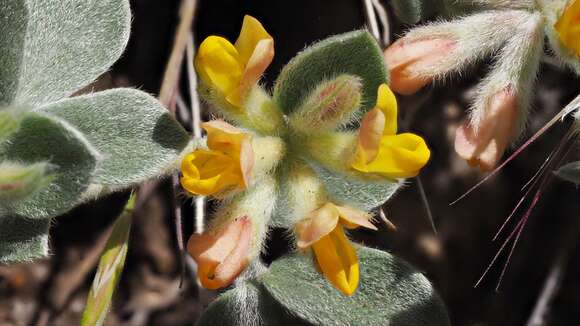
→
(234, 15, 273, 66)
(202, 120, 254, 188)
(203, 120, 247, 156)
(375, 84, 398, 135)
(180, 152, 200, 179)
(353, 133, 430, 179)
(555, 0, 580, 57)
(312, 226, 359, 296)
(179, 150, 240, 196)
(228, 38, 275, 106)
(195, 36, 244, 95)
(295, 203, 340, 248)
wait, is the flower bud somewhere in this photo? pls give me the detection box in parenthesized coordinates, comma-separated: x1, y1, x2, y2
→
(0, 161, 52, 203)
(384, 37, 455, 95)
(454, 88, 518, 171)
(187, 217, 252, 290)
(289, 74, 362, 133)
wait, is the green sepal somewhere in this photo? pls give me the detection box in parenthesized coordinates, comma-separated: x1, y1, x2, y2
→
(261, 247, 450, 326)
(274, 30, 387, 118)
(39, 88, 190, 188)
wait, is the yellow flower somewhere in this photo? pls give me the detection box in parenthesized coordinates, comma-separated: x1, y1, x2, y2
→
(180, 120, 253, 196)
(295, 203, 377, 296)
(555, 0, 580, 57)
(351, 84, 430, 179)
(195, 15, 274, 107)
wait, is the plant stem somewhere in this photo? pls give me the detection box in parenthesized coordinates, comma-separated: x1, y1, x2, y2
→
(158, 0, 198, 111)
(186, 31, 206, 235)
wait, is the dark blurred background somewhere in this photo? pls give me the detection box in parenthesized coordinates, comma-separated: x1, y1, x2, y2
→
(1, 0, 580, 325)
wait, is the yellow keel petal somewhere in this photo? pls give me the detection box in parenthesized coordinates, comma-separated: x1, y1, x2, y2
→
(312, 227, 359, 296)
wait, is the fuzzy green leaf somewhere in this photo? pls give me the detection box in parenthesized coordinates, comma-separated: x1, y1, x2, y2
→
(262, 247, 450, 326)
(0, 109, 25, 142)
(0, 0, 27, 106)
(0, 113, 98, 219)
(197, 281, 311, 326)
(82, 193, 134, 326)
(0, 0, 130, 105)
(310, 162, 401, 211)
(274, 30, 387, 117)
(391, 0, 429, 24)
(39, 88, 190, 188)
(0, 215, 49, 264)
(555, 161, 580, 185)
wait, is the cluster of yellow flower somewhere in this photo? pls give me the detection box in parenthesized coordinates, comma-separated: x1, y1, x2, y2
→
(180, 16, 430, 296)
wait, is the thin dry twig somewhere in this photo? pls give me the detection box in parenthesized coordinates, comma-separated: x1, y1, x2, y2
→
(417, 176, 438, 234)
(362, 0, 381, 46)
(379, 208, 397, 231)
(372, 0, 391, 46)
(158, 0, 198, 111)
(186, 31, 206, 235)
(525, 199, 580, 325)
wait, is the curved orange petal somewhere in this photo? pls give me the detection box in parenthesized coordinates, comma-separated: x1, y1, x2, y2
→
(335, 205, 377, 231)
(234, 15, 273, 65)
(295, 203, 340, 249)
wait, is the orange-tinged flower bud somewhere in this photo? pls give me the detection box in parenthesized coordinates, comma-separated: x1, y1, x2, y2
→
(187, 217, 252, 290)
(180, 120, 253, 196)
(295, 203, 376, 296)
(289, 74, 362, 133)
(555, 0, 580, 57)
(454, 88, 518, 171)
(384, 37, 456, 95)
